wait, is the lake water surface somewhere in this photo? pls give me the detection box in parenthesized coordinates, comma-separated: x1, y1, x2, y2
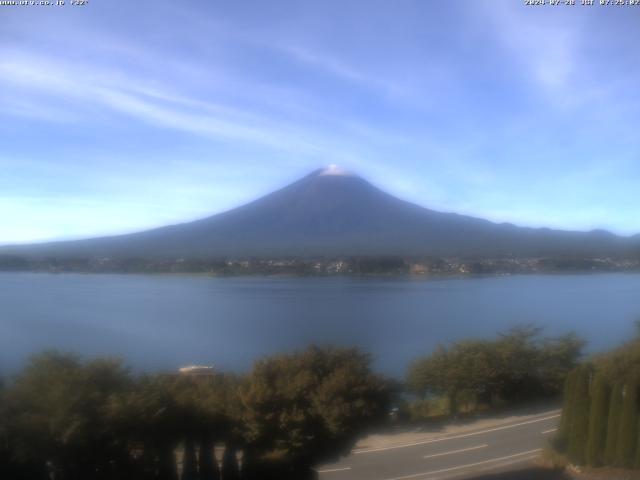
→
(1, 273, 639, 377)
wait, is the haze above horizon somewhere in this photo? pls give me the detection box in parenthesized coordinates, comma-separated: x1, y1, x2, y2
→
(2, 1, 640, 244)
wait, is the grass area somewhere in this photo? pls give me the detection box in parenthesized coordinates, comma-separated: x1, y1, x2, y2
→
(401, 393, 499, 423)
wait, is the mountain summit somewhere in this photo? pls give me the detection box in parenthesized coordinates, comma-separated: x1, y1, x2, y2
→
(2, 168, 636, 258)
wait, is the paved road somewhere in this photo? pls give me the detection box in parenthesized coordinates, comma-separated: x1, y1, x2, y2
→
(317, 410, 560, 480)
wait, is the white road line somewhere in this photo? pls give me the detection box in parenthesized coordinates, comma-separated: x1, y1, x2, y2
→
(542, 428, 557, 434)
(423, 444, 488, 459)
(317, 467, 352, 474)
(382, 449, 542, 480)
(354, 414, 560, 454)
(428, 454, 541, 480)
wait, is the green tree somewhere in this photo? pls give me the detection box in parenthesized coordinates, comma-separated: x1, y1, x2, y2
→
(407, 345, 449, 398)
(239, 346, 390, 478)
(539, 333, 585, 395)
(7, 352, 134, 479)
(567, 366, 590, 465)
(604, 382, 624, 466)
(448, 341, 498, 409)
(108, 375, 182, 480)
(407, 341, 498, 415)
(556, 369, 577, 451)
(635, 417, 640, 469)
(109, 371, 238, 480)
(493, 325, 541, 400)
(407, 344, 464, 415)
(585, 372, 610, 466)
(597, 335, 640, 385)
(0, 376, 17, 479)
(408, 326, 583, 417)
(615, 381, 638, 468)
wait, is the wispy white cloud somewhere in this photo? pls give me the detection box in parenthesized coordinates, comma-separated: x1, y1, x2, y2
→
(0, 55, 326, 154)
(2, 1, 640, 242)
(276, 45, 404, 97)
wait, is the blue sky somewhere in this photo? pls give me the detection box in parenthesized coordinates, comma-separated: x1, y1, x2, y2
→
(1, 0, 639, 244)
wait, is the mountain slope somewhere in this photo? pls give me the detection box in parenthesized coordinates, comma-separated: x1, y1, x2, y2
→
(2, 167, 637, 258)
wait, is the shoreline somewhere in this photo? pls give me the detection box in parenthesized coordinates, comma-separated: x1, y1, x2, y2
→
(1, 268, 640, 279)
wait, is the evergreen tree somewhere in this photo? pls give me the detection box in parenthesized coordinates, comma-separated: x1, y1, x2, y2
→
(557, 369, 577, 451)
(568, 366, 590, 465)
(604, 382, 624, 466)
(586, 372, 610, 466)
(635, 418, 640, 469)
(615, 381, 638, 468)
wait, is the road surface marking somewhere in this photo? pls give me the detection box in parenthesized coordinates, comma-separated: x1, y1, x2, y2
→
(430, 453, 541, 480)
(317, 467, 352, 473)
(354, 414, 560, 454)
(382, 449, 542, 480)
(542, 428, 557, 434)
(423, 444, 488, 459)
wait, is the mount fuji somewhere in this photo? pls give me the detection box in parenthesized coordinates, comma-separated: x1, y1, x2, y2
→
(2, 167, 637, 259)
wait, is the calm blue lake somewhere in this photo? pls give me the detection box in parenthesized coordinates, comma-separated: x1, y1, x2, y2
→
(1, 273, 638, 377)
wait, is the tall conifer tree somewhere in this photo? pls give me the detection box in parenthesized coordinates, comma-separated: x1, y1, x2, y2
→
(604, 382, 624, 466)
(616, 382, 638, 468)
(586, 373, 610, 466)
(635, 418, 640, 469)
(568, 366, 591, 464)
(557, 369, 577, 450)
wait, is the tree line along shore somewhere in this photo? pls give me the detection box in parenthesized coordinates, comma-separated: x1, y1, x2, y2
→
(1, 254, 640, 276)
(0, 326, 587, 480)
